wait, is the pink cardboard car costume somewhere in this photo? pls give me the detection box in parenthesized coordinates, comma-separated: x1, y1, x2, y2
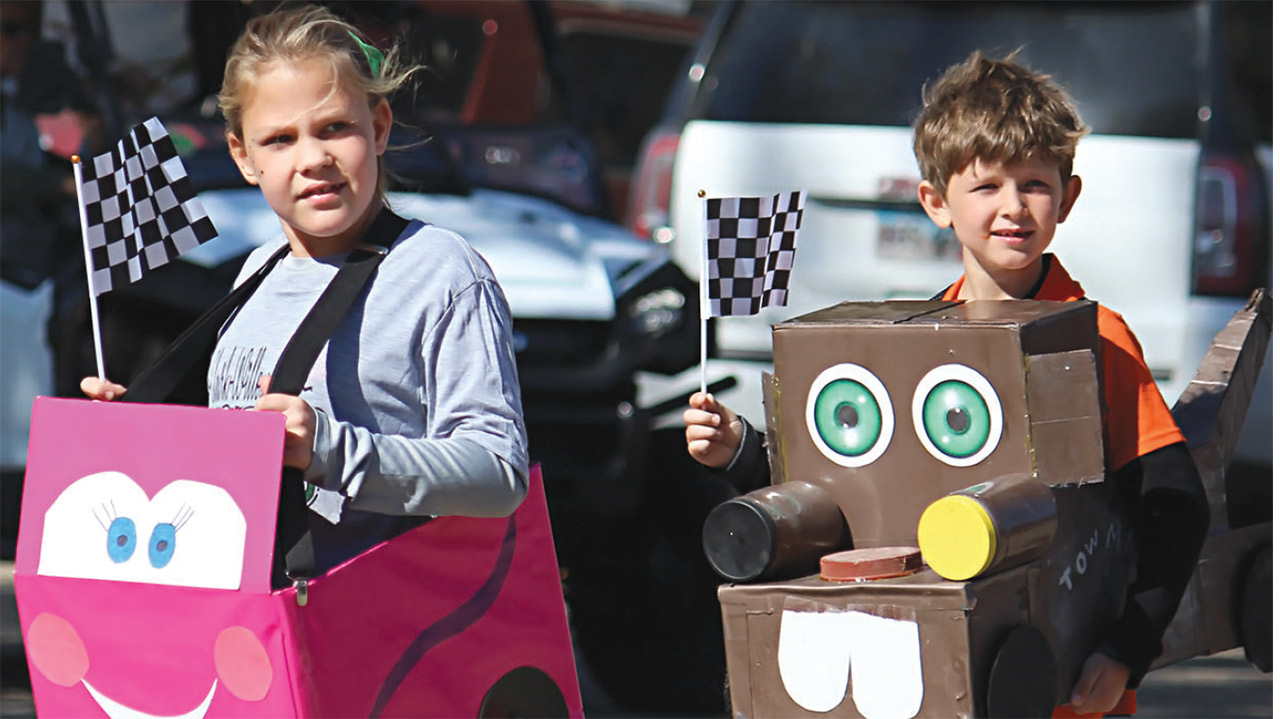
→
(15, 397, 583, 718)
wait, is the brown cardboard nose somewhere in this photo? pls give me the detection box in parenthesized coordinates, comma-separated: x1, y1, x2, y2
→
(819, 546, 923, 581)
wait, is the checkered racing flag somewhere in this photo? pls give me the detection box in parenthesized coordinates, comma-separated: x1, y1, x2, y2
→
(704, 190, 806, 317)
(77, 117, 217, 296)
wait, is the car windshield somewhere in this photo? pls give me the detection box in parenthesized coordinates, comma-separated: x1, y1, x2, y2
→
(695, 1, 1203, 138)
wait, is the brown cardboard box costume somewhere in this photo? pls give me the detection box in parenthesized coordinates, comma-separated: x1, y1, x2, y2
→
(705, 295, 1271, 719)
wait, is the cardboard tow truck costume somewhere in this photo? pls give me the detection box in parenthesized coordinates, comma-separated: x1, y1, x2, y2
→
(703, 293, 1271, 718)
(14, 398, 583, 718)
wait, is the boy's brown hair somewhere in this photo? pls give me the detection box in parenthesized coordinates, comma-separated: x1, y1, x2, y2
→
(913, 51, 1089, 192)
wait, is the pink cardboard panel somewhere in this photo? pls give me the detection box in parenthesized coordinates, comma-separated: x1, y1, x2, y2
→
(285, 467, 584, 718)
(17, 397, 285, 593)
(16, 398, 582, 717)
(16, 574, 303, 717)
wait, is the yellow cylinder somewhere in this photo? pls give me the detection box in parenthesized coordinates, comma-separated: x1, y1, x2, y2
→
(918, 476, 1057, 581)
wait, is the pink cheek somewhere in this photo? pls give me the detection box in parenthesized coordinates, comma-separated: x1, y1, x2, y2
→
(214, 626, 273, 702)
(25, 613, 89, 687)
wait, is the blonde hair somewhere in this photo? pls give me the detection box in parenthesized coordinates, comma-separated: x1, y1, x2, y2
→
(913, 51, 1089, 192)
(218, 4, 416, 196)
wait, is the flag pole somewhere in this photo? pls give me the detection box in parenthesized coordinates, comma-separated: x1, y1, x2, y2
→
(697, 189, 709, 398)
(71, 155, 107, 380)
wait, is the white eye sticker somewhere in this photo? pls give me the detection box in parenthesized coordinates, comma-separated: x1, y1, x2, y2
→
(38, 472, 248, 590)
(805, 363, 895, 468)
(912, 364, 1003, 467)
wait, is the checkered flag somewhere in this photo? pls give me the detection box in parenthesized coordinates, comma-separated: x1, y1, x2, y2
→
(704, 190, 805, 317)
(76, 117, 218, 296)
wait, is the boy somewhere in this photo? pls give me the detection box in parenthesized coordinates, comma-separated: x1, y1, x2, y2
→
(684, 51, 1209, 716)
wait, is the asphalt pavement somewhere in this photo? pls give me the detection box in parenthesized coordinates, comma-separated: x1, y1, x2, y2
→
(0, 559, 1272, 718)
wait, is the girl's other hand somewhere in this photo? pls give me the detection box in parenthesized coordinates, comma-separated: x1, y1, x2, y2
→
(255, 375, 317, 470)
(80, 376, 126, 401)
(683, 392, 744, 470)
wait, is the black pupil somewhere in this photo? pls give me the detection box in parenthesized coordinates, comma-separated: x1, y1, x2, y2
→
(116, 534, 128, 547)
(837, 403, 859, 429)
(155, 540, 168, 552)
(946, 407, 970, 433)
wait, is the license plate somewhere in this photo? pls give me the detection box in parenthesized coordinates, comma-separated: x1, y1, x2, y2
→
(876, 212, 961, 261)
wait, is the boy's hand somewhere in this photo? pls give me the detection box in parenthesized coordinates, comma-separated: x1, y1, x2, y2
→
(1070, 651, 1130, 715)
(80, 376, 127, 401)
(683, 392, 743, 470)
(255, 375, 317, 470)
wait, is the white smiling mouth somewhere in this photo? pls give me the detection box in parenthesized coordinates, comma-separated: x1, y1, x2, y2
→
(777, 608, 924, 719)
(83, 678, 218, 719)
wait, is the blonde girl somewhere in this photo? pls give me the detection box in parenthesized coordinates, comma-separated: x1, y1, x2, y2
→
(83, 4, 529, 571)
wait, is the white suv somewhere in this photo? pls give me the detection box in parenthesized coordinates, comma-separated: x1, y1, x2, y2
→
(629, 0, 1272, 467)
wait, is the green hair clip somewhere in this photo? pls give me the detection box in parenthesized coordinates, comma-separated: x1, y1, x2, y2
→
(347, 30, 383, 77)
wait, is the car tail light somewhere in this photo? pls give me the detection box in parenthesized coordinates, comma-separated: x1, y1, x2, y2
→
(624, 130, 681, 242)
(1192, 155, 1265, 296)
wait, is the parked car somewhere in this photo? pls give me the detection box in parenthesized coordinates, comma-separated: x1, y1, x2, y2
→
(387, 0, 707, 219)
(627, 0, 1273, 470)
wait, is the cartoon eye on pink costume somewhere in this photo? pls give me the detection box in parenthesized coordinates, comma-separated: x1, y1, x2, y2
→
(15, 398, 583, 718)
(15, 399, 288, 718)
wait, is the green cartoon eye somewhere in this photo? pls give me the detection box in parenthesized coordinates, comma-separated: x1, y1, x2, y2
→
(920, 381, 990, 457)
(806, 364, 893, 467)
(913, 365, 1003, 467)
(814, 379, 882, 456)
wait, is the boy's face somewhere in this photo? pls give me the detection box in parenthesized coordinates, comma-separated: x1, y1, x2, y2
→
(918, 157, 1082, 284)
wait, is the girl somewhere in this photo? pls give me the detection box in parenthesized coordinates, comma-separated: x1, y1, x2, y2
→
(81, 4, 528, 572)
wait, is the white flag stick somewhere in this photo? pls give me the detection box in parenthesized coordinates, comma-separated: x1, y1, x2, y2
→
(71, 155, 107, 380)
(698, 189, 709, 397)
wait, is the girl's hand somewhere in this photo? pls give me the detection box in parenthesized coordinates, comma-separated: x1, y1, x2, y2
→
(683, 392, 744, 470)
(80, 376, 127, 401)
(255, 375, 317, 470)
(1069, 651, 1130, 715)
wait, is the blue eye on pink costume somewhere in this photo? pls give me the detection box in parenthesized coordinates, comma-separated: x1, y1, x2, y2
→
(106, 516, 136, 563)
(149, 523, 177, 568)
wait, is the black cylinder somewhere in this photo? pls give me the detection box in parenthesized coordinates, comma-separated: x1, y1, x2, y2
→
(702, 481, 847, 582)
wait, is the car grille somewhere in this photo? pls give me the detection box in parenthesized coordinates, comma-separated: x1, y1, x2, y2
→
(511, 318, 612, 367)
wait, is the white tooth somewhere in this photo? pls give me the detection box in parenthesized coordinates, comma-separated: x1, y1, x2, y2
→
(847, 611, 923, 719)
(778, 609, 853, 712)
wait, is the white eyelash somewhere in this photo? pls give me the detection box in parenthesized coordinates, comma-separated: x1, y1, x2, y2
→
(92, 501, 117, 533)
(172, 504, 195, 532)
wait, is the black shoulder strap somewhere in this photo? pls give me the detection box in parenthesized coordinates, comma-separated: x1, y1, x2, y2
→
(124, 243, 292, 404)
(268, 209, 409, 394)
(270, 210, 409, 586)
(123, 209, 411, 588)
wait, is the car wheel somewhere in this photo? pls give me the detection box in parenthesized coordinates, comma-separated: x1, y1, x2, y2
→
(986, 624, 1057, 718)
(477, 666, 569, 719)
(1238, 544, 1272, 672)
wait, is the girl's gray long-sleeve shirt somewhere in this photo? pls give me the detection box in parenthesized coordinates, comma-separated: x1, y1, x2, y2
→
(208, 218, 528, 571)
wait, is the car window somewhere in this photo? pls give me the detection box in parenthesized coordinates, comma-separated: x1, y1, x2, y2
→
(557, 29, 694, 168)
(694, 1, 1205, 139)
(1217, 0, 1272, 143)
(395, 12, 487, 122)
